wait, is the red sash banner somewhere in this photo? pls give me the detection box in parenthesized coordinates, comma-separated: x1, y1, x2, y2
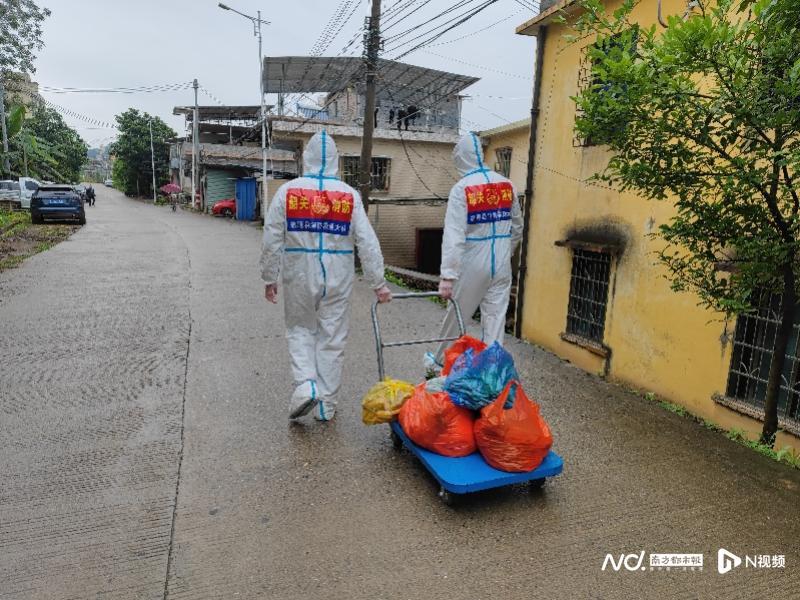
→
(286, 188, 354, 236)
(464, 182, 513, 225)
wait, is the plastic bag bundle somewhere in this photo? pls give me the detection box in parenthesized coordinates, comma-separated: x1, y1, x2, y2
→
(361, 379, 415, 425)
(398, 383, 476, 457)
(425, 376, 446, 393)
(441, 335, 487, 376)
(474, 381, 552, 472)
(443, 342, 519, 410)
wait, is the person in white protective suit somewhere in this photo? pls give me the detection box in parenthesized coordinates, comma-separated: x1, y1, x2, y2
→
(431, 132, 523, 367)
(261, 131, 392, 421)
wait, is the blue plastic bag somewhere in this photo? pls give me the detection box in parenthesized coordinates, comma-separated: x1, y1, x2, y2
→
(443, 342, 519, 410)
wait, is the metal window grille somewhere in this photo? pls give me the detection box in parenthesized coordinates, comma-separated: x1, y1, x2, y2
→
(341, 156, 360, 188)
(566, 249, 612, 343)
(339, 156, 390, 191)
(725, 290, 800, 423)
(495, 147, 512, 178)
(371, 157, 390, 191)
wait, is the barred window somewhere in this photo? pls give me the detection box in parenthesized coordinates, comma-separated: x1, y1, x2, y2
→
(566, 249, 612, 342)
(495, 147, 512, 178)
(725, 290, 800, 424)
(340, 156, 391, 191)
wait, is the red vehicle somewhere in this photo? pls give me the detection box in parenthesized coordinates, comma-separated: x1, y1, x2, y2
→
(212, 198, 236, 217)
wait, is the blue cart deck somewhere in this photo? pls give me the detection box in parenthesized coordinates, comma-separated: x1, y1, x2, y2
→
(390, 420, 563, 494)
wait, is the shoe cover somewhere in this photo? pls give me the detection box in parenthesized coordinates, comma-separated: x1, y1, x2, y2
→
(313, 399, 336, 422)
(289, 380, 318, 419)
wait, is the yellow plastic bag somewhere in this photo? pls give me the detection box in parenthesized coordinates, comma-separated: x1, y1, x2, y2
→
(361, 379, 415, 425)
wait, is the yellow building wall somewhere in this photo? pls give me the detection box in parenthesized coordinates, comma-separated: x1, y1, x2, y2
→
(483, 124, 531, 193)
(519, 0, 798, 450)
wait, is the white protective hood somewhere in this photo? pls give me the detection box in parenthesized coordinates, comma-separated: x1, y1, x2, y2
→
(452, 132, 486, 177)
(303, 130, 339, 178)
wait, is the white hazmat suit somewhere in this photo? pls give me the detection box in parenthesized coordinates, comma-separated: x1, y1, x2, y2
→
(261, 131, 388, 420)
(434, 132, 523, 363)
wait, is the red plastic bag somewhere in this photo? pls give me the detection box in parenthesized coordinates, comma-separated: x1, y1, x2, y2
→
(441, 335, 487, 376)
(474, 381, 553, 472)
(398, 383, 476, 457)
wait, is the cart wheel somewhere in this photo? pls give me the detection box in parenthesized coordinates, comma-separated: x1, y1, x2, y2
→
(529, 478, 546, 490)
(390, 429, 403, 450)
(438, 486, 456, 506)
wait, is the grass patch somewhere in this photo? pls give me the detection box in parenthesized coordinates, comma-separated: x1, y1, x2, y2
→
(0, 211, 79, 272)
(384, 268, 447, 307)
(0, 254, 26, 270)
(0, 210, 31, 237)
(639, 390, 800, 470)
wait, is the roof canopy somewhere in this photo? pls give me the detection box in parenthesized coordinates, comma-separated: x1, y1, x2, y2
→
(263, 56, 479, 106)
(172, 105, 272, 122)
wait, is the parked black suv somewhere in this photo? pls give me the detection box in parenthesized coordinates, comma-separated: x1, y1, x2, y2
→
(31, 185, 86, 225)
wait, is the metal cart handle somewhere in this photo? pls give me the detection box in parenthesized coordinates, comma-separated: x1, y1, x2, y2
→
(371, 291, 466, 381)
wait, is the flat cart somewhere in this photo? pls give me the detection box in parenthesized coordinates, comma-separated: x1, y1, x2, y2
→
(372, 291, 564, 505)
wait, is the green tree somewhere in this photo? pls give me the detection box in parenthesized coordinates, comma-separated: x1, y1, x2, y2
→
(110, 109, 175, 197)
(570, 0, 800, 445)
(0, 0, 51, 74)
(6, 102, 88, 181)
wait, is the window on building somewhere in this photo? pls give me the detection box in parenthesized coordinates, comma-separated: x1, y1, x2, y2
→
(340, 156, 391, 191)
(725, 290, 800, 424)
(565, 249, 612, 342)
(495, 147, 512, 178)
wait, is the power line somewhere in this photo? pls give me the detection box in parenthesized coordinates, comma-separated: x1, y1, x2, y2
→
(418, 49, 532, 80)
(41, 98, 117, 130)
(390, 0, 502, 59)
(384, 0, 482, 44)
(423, 8, 525, 47)
(513, 0, 540, 12)
(199, 85, 226, 106)
(36, 81, 193, 94)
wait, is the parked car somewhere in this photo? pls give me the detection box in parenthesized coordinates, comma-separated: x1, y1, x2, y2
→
(212, 198, 236, 217)
(31, 185, 86, 225)
(0, 180, 22, 209)
(104, 179, 113, 187)
(19, 177, 40, 209)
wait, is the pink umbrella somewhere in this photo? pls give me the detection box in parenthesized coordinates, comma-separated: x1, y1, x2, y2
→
(160, 183, 182, 194)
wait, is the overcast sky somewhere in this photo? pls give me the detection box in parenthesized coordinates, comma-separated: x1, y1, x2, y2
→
(32, 0, 539, 148)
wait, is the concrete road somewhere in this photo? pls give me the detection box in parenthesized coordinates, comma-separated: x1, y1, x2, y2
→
(1, 187, 799, 599)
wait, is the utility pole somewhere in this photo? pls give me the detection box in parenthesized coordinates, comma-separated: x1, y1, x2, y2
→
(358, 0, 381, 214)
(149, 118, 157, 203)
(258, 9, 268, 210)
(192, 78, 199, 210)
(0, 74, 9, 177)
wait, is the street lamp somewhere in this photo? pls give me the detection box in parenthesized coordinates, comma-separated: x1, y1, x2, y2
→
(218, 3, 271, 210)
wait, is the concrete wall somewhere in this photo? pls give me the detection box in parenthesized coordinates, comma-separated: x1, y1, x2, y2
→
(271, 130, 459, 200)
(368, 202, 447, 270)
(519, 0, 799, 451)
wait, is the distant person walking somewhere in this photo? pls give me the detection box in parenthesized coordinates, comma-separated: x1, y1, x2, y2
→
(87, 185, 96, 206)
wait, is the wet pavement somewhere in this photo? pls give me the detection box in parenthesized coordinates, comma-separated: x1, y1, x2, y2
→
(1, 187, 799, 599)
